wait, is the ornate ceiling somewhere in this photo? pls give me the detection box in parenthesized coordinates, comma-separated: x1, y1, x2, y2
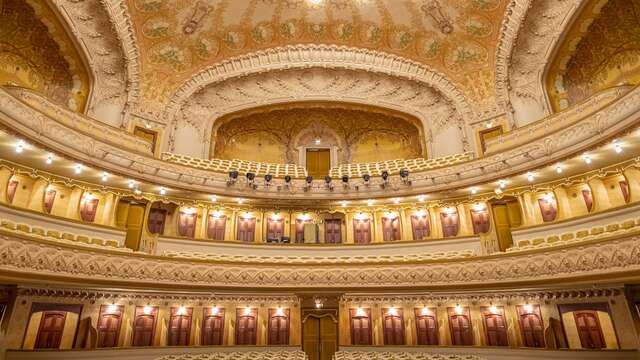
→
(129, 0, 507, 106)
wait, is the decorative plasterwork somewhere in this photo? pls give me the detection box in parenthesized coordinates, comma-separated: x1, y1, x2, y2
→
(48, 0, 139, 123)
(494, 0, 582, 125)
(1, 84, 639, 200)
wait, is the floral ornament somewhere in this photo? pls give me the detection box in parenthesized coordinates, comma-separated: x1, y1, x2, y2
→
(333, 22, 354, 41)
(467, 0, 500, 11)
(308, 23, 326, 38)
(252, 23, 274, 44)
(142, 18, 170, 38)
(134, 0, 163, 12)
(193, 38, 219, 60)
(416, 35, 442, 59)
(444, 42, 487, 72)
(388, 27, 414, 50)
(150, 42, 191, 71)
(360, 23, 383, 45)
(279, 20, 299, 40)
(222, 30, 246, 50)
(464, 15, 492, 38)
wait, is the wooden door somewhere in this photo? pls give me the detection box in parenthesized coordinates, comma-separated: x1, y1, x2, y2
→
(382, 308, 404, 345)
(132, 306, 157, 347)
(538, 198, 557, 222)
(415, 308, 438, 345)
(97, 305, 123, 348)
(201, 308, 225, 345)
(574, 311, 606, 349)
(381, 217, 401, 241)
(410, 214, 430, 240)
(268, 308, 290, 345)
(619, 180, 630, 203)
(207, 215, 226, 241)
(295, 219, 312, 243)
(324, 219, 342, 244)
(306, 149, 331, 178)
(349, 308, 371, 345)
(516, 305, 545, 348)
(43, 189, 56, 214)
(6, 179, 18, 203)
(267, 217, 284, 241)
(237, 217, 256, 242)
(303, 315, 337, 360)
(482, 307, 508, 346)
(148, 208, 167, 234)
(470, 209, 490, 234)
(178, 212, 197, 238)
(35, 311, 66, 349)
(80, 198, 99, 222)
(235, 308, 257, 345)
(448, 307, 473, 345)
(491, 203, 513, 251)
(440, 211, 459, 237)
(582, 189, 593, 212)
(125, 203, 146, 251)
(304, 317, 321, 360)
(168, 307, 192, 346)
(353, 219, 371, 244)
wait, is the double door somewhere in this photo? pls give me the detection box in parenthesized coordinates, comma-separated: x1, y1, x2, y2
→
(303, 314, 337, 360)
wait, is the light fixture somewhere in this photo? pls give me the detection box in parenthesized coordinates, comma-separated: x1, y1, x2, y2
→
(385, 212, 398, 219)
(417, 195, 426, 202)
(555, 164, 563, 174)
(499, 180, 507, 189)
(210, 195, 217, 202)
(527, 172, 535, 182)
(354, 307, 367, 318)
(613, 140, 623, 153)
(241, 211, 252, 219)
(454, 304, 463, 315)
(421, 307, 430, 316)
(472, 202, 486, 211)
(143, 306, 153, 315)
(271, 212, 281, 220)
(543, 192, 554, 202)
(341, 201, 348, 207)
(106, 304, 119, 314)
(212, 210, 223, 218)
(387, 307, 398, 316)
(489, 305, 499, 314)
(523, 303, 533, 313)
(355, 212, 367, 220)
(182, 207, 195, 215)
(470, 187, 478, 195)
(275, 307, 286, 317)
(74, 163, 83, 174)
(15, 140, 25, 153)
(145, 123, 152, 129)
(243, 307, 252, 316)
(308, 0, 322, 4)
(485, 122, 493, 129)
(134, 189, 142, 195)
(367, 199, 374, 207)
(45, 154, 53, 164)
(444, 206, 456, 214)
(210, 306, 220, 316)
(393, 198, 400, 205)
(101, 172, 109, 182)
(494, 187, 503, 194)
(128, 180, 136, 188)
(583, 154, 592, 164)
(177, 306, 187, 315)
(237, 198, 244, 204)
(414, 209, 426, 217)
(315, 138, 321, 145)
(159, 187, 167, 195)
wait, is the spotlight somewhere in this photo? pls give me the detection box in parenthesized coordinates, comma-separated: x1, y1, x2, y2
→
(613, 140, 623, 154)
(583, 154, 592, 164)
(381, 170, 389, 181)
(324, 176, 332, 184)
(284, 175, 292, 188)
(555, 164, 563, 174)
(499, 180, 507, 189)
(15, 140, 25, 153)
(341, 175, 349, 184)
(527, 172, 535, 182)
(246, 172, 255, 182)
(228, 170, 239, 185)
(264, 174, 273, 185)
(45, 154, 53, 164)
(470, 187, 478, 194)
(306, 176, 313, 184)
(128, 180, 136, 188)
(400, 169, 409, 179)
(363, 174, 371, 184)
(74, 163, 83, 174)
(101, 172, 109, 182)
(159, 187, 167, 195)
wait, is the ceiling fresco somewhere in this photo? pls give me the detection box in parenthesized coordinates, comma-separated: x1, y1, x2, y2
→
(0, 0, 90, 111)
(128, 0, 507, 105)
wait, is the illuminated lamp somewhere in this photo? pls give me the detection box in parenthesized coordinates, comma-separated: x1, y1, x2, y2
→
(15, 140, 25, 153)
(354, 307, 367, 318)
(421, 307, 430, 316)
(177, 306, 187, 315)
(210, 306, 220, 316)
(143, 306, 153, 315)
(489, 305, 499, 314)
(274, 307, 286, 317)
(523, 303, 534, 314)
(106, 304, 119, 314)
(243, 307, 252, 316)
(387, 307, 398, 316)
(454, 304, 463, 315)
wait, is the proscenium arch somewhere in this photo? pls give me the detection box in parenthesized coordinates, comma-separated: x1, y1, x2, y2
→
(208, 101, 429, 162)
(164, 44, 477, 153)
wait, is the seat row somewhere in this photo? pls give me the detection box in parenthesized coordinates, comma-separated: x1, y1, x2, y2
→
(507, 217, 640, 252)
(0, 219, 126, 251)
(333, 352, 483, 360)
(157, 350, 308, 360)
(162, 153, 307, 178)
(328, 152, 473, 177)
(162, 249, 476, 264)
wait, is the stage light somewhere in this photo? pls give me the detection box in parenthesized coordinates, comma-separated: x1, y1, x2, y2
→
(45, 154, 53, 164)
(367, 199, 374, 207)
(555, 164, 563, 174)
(470, 187, 478, 194)
(15, 140, 25, 153)
(74, 163, 83, 174)
(454, 304, 463, 315)
(159, 187, 167, 195)
(101, 172, 109, 182)
(583, 154, 592, 164)
(128, 180, 136, 188)
(399, 169, 409, 179)
(523, 304, 533, 313)
(614, 140, 623, 153)
(499, 180, 507, 189)
(527, 172, 535, 182)
(229, 170, 239, 180)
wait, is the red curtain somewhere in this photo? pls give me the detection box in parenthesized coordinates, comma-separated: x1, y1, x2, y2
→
(482, 307, 508, 346)
(574, 311, 606, 349)
(538, 198, 557, 222)
(148, 208, 167, 235)
(382, 308, 405, 345)
(132, 306, 157, 347)
(267, 217, 284, 240)
(411, 214, 430, 240)
(168, 307, 192, 346)
(207, 215, 226, 241)
(237, 217, 256, 242)
(325, 219, 342, 244)
(414, 308, 438, 345)
(6, 179, 18, 204)
(235, 308, 257, 345)
(349, 308, 372, 345)
(516, 305, 545, 348)
(202, 308, 225, 346)
(619, 180, 630, 203)
(178, 212, 197, 238)
(353, 218, 371, 244)
(381, 217, 401, 241)
(268, 308, 290, 345)
(35, 311, 66, 349)
(440, 211, 459, 237)
(447, 307, 473, 345)
(43, 189, 56, 214)
(97, 305, 123, 348)
(470, 209, 490, 234)
(582, 189, 593, 212)
(80, 198, 99, 222)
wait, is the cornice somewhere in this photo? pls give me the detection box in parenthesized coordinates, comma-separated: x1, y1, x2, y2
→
(0, 234, 638, 290)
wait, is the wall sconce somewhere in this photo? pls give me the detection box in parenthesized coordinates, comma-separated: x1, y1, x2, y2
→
(243, 307, 252, 316)
(414, 209, 427, 217)
(177, 306, 187, 315)
(472, 202, 487, 212)
(543, 192, 555, 203)
(523, 303, 534, 314)
(421, 307, 431, 316)
(354, 307, 367, 318)
(143, 306, 153, 315)
(210, 306, 220, 316)
(454, 304, 463, 315)
(489, 305, 499, 314)
(387, 307, 398, 316)
(274, 307, 286, 317)
(106, 304, 119, 314)
(385, 212, 398, 219)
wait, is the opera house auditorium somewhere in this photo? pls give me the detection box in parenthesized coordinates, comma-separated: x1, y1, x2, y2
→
(1, 0, 640, 359)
